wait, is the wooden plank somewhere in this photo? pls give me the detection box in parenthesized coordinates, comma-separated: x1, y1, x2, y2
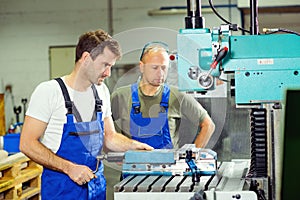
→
(0, 94, 5, 136)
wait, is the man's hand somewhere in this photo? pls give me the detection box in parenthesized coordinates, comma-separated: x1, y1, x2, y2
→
(66, 163, 97, 185)
(131, 140, 154, 150)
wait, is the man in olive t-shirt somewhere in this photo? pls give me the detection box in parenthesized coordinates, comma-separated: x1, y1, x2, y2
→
(111, 41, 215, 149)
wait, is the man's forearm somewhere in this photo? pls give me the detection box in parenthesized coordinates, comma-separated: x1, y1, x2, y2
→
(194, 129, 212, 148)
(194, 117, 215, 148)
(20, 139, 74, 174)
(104, 131, 153, 152)
(104, 132, 137, 151)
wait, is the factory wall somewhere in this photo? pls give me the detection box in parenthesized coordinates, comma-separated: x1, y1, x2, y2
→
(0, 0, 109, 121)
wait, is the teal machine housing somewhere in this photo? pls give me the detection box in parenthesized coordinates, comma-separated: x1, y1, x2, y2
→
(176, 1, 300, 199)
(227, 34, 300, 104)
(177, 28, 300, 105)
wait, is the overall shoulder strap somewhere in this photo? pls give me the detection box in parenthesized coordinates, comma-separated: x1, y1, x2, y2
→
(160, 84, 170, 112)
(91, 84, 103, 112)
(55, 78, 72, 114)
(131, 83, 140, 114)
(91, 84, 103, 121)
(55, 78, 83, 122)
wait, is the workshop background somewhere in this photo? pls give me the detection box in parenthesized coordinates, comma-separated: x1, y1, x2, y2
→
(0, 0, 299, 199)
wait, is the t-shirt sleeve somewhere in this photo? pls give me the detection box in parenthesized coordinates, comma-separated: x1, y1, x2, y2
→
(26, 81, 60, 123)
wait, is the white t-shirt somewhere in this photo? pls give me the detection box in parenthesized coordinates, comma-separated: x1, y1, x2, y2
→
(26, 76, 112, 153)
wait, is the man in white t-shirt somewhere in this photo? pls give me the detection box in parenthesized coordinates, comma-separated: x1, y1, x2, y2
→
(20, 29, 153, 200)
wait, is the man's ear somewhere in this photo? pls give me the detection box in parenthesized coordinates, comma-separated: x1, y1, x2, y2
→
(139, 61, 144, 73)
(78, 51, 92, 67)
(81, 51, 90, 61)
(80, 52, 93, 67)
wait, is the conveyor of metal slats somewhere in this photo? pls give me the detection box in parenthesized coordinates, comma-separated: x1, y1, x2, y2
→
(114, 160, 259, 200)
(114, 174, 213, 193)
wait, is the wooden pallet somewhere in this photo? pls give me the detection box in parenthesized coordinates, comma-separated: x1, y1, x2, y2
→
(0, 153, 43, 200)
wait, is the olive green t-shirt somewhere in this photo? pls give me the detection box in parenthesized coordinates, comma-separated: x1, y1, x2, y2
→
(111, 84, 208, 148)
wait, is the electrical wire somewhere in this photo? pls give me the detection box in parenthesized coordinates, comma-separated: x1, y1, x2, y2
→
(263, 28, 300, 36)
(208, 0, 300, 36)
(208, 0, 250, 33)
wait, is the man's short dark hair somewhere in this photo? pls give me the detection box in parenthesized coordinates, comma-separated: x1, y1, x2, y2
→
(75, 29, 122, 62)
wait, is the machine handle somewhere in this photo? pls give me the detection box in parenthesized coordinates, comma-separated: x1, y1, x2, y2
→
(211, 46, 228, 69)
(203, 46, 228, 81)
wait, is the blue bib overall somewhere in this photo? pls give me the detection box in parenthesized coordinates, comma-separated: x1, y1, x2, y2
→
(130, 83, 173, 149)
(41, 78, 106, 200)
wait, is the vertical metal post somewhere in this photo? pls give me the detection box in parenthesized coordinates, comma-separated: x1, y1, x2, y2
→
(185, 0, 205, 29)
(107, 0, 113, 35)
(250, 0, 259, 35)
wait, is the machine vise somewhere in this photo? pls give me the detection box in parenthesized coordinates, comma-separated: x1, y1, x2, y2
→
(121, 144, 217, 178)
(114, 145, 258, 200)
